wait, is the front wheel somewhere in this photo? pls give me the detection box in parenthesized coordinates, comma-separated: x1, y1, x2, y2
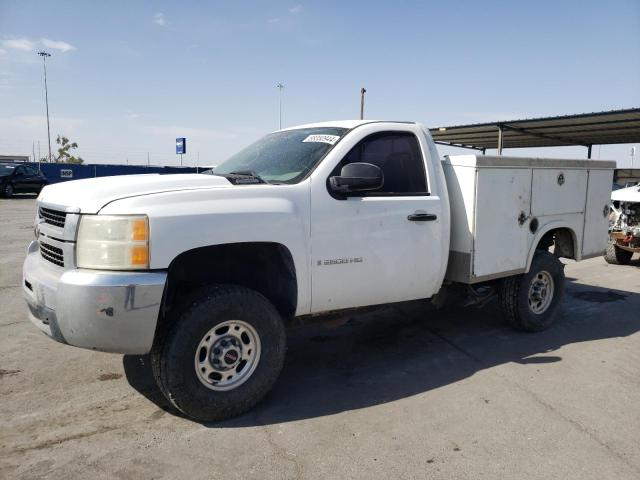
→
(499, 250, 565, 332)
(151, 285, 286, 422)
(2, 184, 13, 198)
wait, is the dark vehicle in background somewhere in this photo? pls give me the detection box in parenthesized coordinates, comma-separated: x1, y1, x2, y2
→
(0, 164, 48, 197)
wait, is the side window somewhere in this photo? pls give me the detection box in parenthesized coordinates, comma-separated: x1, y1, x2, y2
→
(15, 166, 25, 176)
(25, 166, 38, 175)
(335, 131, 428, 195)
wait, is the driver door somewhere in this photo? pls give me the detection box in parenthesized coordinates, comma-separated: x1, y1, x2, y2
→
(12, 166, 26, 192)
(309, 128, 443, 313)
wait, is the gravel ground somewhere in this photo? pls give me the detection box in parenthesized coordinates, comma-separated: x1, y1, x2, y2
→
(1, 196, 639, 479)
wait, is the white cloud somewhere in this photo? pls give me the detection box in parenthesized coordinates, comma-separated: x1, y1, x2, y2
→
(267, 17, 280, 23)
(41, 38, 76, 53)
(1, 38, 76, 55)
(153, 12, 166, 26)
(126, 110, 141, 120)
(2, 38, 35, 52)
(289, 4, 303, 13)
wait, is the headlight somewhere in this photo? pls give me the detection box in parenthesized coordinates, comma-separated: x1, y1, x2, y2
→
(76, 215, 149, 270)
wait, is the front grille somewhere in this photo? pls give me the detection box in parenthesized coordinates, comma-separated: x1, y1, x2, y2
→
(40, 242, 65, 267)
(39, 207, 67, 228)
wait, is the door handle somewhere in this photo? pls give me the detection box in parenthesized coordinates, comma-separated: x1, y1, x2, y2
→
(407, 213, 437, 222)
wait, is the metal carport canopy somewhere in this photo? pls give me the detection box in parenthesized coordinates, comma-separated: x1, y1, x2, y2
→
(429, 108, 640, 155)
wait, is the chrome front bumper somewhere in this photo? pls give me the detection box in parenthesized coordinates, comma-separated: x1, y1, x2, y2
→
(23, 241, 167, 354)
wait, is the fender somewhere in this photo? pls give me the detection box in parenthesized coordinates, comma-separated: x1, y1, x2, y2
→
(99, 182, 313, 314)
(525, 220, 579, 272)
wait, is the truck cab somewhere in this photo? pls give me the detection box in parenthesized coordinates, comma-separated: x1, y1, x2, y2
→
(23, 120, 614, 421)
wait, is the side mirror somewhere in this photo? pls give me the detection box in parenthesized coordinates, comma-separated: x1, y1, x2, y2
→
(329, 162, 384, 195)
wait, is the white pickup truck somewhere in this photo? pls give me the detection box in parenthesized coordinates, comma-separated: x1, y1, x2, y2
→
(23, 120, 615, 421)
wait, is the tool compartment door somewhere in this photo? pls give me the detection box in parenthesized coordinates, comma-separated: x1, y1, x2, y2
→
(582, 169, 614, 257)
(531, 169, 588, 216)
(473, 168, 532, 278)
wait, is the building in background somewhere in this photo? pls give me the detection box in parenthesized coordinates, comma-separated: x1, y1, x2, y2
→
(0, 155, 29, 163)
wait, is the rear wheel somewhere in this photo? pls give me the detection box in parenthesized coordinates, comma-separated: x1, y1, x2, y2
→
(151, 284, 286, 422)
(604, 242, 633, 265)
(499, 250, 565, 332)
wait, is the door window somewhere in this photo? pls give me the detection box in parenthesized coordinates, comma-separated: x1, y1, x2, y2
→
(25, 166, 38, 176)
(332, 131, 428, 195)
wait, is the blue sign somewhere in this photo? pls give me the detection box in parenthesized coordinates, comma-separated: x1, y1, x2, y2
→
(176, 137, 186, 155)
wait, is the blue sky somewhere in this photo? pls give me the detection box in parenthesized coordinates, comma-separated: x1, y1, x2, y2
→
(1, 0, 639, 167)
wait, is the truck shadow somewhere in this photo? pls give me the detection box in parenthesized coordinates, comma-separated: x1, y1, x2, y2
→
(123, 277, 640, 427)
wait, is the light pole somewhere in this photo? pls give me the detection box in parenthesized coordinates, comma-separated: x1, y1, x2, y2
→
(37, 51, 53, 163)
(276, 82, 285, 129)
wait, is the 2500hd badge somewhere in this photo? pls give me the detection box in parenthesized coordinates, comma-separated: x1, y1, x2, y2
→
(317, 257, 364, 266)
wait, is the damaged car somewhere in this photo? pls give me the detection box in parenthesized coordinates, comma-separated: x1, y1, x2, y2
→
(605, 184, 640, 265)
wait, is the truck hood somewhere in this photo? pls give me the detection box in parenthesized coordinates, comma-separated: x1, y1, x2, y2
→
(38, 173, 233, 213)
(612, 185, 640, 203)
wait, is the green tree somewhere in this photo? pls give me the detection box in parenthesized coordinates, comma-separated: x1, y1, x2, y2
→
(54, 135, 84, 164)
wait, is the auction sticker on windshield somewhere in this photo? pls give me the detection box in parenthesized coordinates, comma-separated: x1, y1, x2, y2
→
(302, 134, 340, 145)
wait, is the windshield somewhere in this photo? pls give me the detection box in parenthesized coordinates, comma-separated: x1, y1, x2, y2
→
(213, 127, 348, 184)
(0, 165, 16, 175)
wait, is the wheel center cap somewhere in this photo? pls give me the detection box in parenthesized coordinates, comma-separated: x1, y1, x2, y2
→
(223, 349, 239, 365)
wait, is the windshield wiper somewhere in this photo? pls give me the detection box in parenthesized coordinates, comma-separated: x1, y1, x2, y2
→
(204, 170, 268, 185)
(227, 170, 267, 184)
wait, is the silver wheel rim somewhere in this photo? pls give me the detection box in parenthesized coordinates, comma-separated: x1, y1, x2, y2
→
(194, 320, 261, 391)
(528, 270, 554, 314)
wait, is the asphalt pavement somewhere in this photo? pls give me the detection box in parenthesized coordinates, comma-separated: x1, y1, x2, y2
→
(1, 197, 639, 479)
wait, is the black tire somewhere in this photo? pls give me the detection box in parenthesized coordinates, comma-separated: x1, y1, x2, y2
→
(499, 250, 565, 332)
(604, 242, 633, 265)
(151, 284, 286, 422)
(3, 184, 13, 198)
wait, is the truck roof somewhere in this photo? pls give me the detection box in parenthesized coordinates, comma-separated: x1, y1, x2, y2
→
(278, 120, 416, 132)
